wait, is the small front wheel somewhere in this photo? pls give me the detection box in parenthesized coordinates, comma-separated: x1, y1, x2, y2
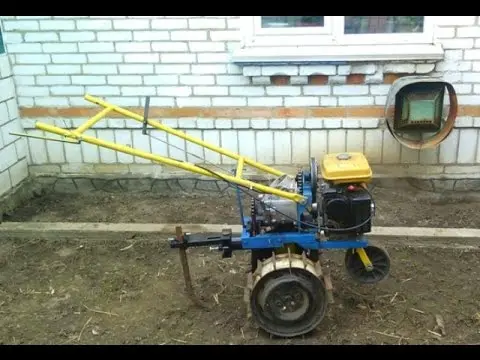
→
(344, 244, 391, 284)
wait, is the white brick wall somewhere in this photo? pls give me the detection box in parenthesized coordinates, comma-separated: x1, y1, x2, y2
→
(17, 116, 480, 172)
(0, 54, 29, 197)
(8, 15, 477, 109)
(2, 16, 480, 177)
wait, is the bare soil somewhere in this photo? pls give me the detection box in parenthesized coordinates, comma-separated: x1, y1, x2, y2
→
(1, 185, 480, 344)
(0, 237, 479, 345)
(5, 186, 480, 228)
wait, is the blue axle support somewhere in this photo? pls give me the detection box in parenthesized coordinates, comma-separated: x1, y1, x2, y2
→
(239, 217, 369, 250)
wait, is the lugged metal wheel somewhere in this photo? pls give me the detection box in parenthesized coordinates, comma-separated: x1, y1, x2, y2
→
(344, 244, 391, 284)
(250, 267, 328, 338)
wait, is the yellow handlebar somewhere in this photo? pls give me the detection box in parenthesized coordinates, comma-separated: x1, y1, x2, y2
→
(33, 94, 307, 204)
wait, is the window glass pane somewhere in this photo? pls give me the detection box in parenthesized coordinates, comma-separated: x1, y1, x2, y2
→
(0, 29, 5, 54)
(344, 16, 424, 34)
(261, 16, 325, 28)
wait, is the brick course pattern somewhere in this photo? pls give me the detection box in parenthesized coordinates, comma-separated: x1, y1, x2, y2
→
(2, 16, 479, 109)
(0, 53, 29, 197)
(1, 16, 480, 177)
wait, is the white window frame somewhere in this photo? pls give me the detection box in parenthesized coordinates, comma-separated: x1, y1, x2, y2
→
(233, 16, 444, 63)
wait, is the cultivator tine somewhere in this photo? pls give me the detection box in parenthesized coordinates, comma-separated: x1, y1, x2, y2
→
(176, 226, 193, 294)
(319, 253, 335, 304)
(175, 226, 211, 310)
(244, 272, 253, 320)
(323, 273, 334, 304)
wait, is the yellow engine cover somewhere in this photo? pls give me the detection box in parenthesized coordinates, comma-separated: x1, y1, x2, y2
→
(320, 152, 372, 184)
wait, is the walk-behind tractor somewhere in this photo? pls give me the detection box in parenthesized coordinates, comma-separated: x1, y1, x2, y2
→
(16, 94, 391, 338)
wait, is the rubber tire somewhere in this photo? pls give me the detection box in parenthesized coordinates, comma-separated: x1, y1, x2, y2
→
(344, 245, 391, 285)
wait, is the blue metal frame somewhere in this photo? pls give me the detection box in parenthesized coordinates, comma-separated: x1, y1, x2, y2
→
(238, 168, 370, 251)
(240, 225, 368, 250)
(297, 169, 314, 233)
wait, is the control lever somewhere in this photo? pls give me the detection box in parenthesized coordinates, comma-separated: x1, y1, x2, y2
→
(142, 96, 150, 135)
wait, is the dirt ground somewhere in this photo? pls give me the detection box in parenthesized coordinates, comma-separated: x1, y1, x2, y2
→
(1, 185, 480, 344)
(5, 185, 480, 228)
(0, 237, 479, 345)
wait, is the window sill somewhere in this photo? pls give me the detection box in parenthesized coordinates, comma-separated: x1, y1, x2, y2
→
(231, 44, 444, 64)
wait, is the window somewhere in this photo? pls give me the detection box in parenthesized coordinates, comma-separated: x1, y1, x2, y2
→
(256, 16, 329, 34)
(261, 16, 325, 29)
(233, 16, 443, 63)
(344, 16, 424, 34)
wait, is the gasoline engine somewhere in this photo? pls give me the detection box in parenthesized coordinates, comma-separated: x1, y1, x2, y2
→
(251, 156, 374, 238)
(17, 94, 391, 339)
